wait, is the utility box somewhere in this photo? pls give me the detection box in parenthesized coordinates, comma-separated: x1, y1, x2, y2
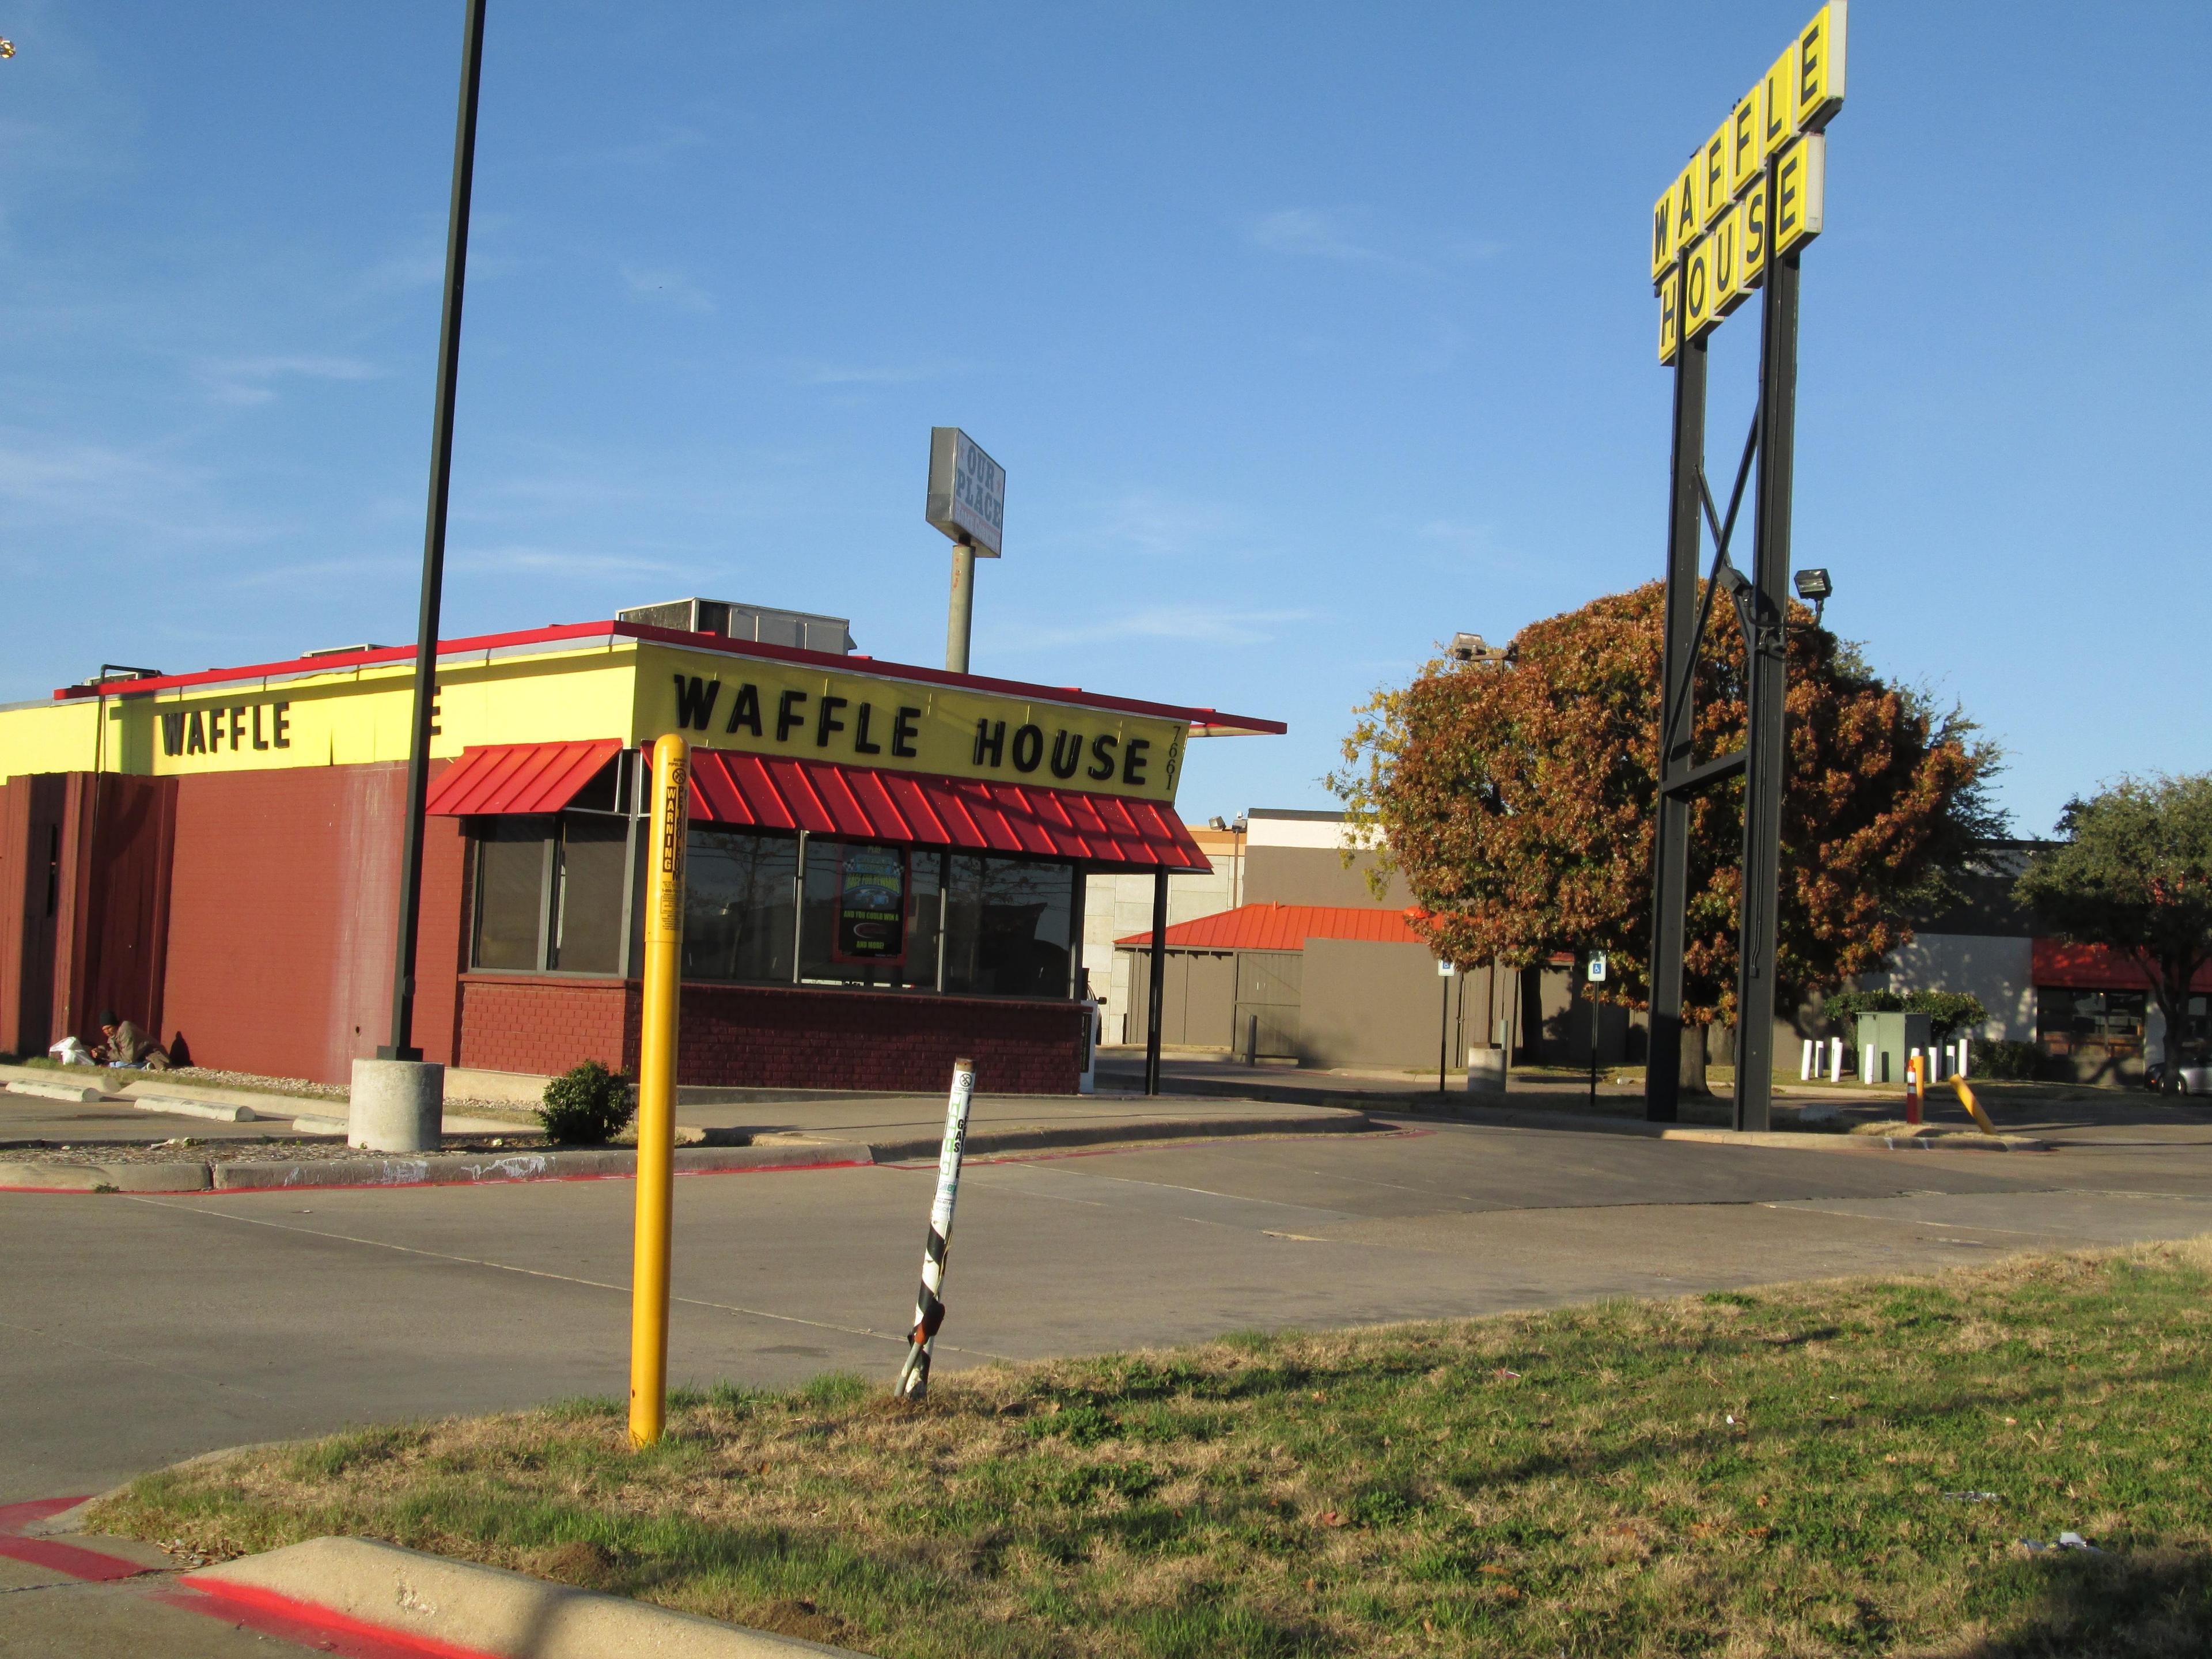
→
(1856, 1012, 1931, 1085)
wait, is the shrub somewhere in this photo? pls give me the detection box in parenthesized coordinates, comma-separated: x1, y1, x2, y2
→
(536, 1060, 634, 1145)
(1972, 1039, 2043, 1080)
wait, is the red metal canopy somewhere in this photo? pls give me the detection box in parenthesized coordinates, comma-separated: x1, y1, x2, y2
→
(687, 748, 1210, 873)
(426, 740, 623, 816)
(1119, 902, 1423, 951)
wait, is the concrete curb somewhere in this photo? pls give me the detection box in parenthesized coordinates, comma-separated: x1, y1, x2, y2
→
(0, 1111, 1381, 1193)
(289, 1111, 528, 1137)
(1369, 1104, 2050, 1153)
(0, 1161, 213, 1192)
(5, 1078, 113, 1104)
(133, 1097, 259, 1123)
(862, 1109, 1377, 1162)
(184, 1536, 854, 1656)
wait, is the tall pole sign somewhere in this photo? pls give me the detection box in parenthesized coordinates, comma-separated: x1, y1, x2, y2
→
(1645, 4, 1846, 1132)
(925, 427, 1006, 676)
(383, 0, 487, 1062)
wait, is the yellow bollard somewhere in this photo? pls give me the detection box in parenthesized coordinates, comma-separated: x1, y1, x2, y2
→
(1953, 1075, 1999, 1137)
(629, 732, 688, 1449)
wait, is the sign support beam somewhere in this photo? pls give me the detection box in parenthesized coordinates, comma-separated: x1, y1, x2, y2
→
(1733, 246, 1801, 1133)
(1645, 315, 1706, 1124)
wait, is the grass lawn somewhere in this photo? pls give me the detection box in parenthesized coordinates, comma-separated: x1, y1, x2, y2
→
(93, 1242, 2212, 1657)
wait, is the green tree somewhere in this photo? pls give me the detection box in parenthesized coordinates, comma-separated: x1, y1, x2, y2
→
(2015, 775, 2212, 1095)
(1330, 582, 2001, 1086)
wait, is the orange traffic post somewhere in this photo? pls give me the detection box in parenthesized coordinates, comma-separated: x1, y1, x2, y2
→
(1904, 1054, 1923, 1127)
(629, 732, 688, 1449)
(1953, 1074, 1998, 1136)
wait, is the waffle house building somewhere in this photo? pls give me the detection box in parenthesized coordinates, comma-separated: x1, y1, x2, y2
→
(0, 612, 1279, 1092)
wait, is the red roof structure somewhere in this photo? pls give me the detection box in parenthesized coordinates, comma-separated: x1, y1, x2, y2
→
(1118, 902, 1425, 952)
(425, 740, 623, 816)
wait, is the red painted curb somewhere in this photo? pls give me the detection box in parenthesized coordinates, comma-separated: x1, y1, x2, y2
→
(0, 1532, 153, 1580)
(0, 1154, 874, 1196)
(161, 1579, 499, 1658)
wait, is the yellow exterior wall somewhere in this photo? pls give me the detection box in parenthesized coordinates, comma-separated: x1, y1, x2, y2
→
(1, 634, 1195, 805)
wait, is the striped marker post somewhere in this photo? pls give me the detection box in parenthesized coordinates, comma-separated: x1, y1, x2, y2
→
(895, 1056, 977, 1403)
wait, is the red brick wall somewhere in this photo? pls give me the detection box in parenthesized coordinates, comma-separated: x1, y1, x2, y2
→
(161, 762, 467, 1084)
(457, 975, 1084, 1094)
(454, 974, 630, 1077)
(679, 983, 1083, 1094)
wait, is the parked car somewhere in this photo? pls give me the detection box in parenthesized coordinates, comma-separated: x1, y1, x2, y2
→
(2144, 1059, 2212, 1095)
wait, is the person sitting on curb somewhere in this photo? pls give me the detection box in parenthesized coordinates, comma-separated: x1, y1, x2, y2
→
(91, 1010, 173, 1071)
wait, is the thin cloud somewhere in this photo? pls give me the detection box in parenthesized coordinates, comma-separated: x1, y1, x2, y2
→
(595, 124, 709, 167)
(1244, 208, 1503, 276)
(1090, 490, 1246, 558)
(620, 264, 715, 314)
(198, 354, 382, 407)
(450, 544, 680, 579)
(996, 605, 1313, 652)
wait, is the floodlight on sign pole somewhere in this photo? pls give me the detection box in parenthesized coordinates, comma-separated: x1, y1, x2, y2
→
(1792, 566, 1832, 624)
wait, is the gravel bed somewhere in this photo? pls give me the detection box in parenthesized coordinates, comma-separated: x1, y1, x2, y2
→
(10, 1134, 558, 1166)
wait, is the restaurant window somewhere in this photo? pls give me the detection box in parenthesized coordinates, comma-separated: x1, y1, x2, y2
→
(471, 813, 632, 975)
(943, 854, 1076, 998)
(685, 827, 799, 983)
(799, 842, 943, 990)
(2036, 988, 2146, 1051)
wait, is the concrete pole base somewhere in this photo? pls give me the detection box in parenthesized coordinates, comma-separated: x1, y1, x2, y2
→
(349, 1058, 445, 1152)
(1466, 1048, 1508, 1096)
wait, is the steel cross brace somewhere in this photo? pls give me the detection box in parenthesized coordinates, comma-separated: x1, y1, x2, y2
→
(1658, 401, 1762, 767)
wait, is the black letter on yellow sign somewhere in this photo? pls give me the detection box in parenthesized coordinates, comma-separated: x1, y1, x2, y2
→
(777, 690, 808, 742)
(892, 706, 921, 758)
(815, 695, 849, 747)
(1122, 738, 1150, 787)
(186, 711, 207, 755)
(853, 703, 882, 755)
(725, 683, 762, 737)
(1050, 730, 1083, 779)
(1088, 733, 1118, 780)
(973, 719, 1005, 766)
(673, 675, 721, 731)
(1011, 724, 1044, 774)
(161, 711, 185, 757)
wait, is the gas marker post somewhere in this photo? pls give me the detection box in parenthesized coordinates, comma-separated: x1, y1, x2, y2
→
(925, 428, 1006, 676)
(628, 732, 688, 1450)
(895, 1057, 979, 1403)
(1645, 4, 1847, 1134)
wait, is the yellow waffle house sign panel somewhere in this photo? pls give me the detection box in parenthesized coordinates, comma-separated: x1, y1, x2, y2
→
(0, 630, 1193, 805)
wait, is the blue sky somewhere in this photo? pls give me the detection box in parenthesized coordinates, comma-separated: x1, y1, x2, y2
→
(2, 2, 2205, 834)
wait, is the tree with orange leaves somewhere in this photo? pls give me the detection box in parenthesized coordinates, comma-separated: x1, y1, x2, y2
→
(1330, 582, 2001, 1085)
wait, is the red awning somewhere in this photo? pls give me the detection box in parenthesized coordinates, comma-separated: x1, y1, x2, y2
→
(426, 740, 623, 816)
(686, 748, 1210, 873)
(1119, 902, 1425, 951)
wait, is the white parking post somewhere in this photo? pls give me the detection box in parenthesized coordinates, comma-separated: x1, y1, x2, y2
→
(1800, 1039, 1815, 1081)
(1828, 1036, 1844, 1081)
(1862, 1043, 1877, 1085)
(1957, 1036, 1971, 1079)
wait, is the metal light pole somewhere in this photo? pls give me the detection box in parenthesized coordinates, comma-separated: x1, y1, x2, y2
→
(381, 0, 487, 1063)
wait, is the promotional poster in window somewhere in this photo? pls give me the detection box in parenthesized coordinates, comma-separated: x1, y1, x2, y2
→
(834, 845, 908, 963)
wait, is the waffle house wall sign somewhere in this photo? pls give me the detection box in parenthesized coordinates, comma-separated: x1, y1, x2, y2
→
(0, 622, 1233, 808)
(1654, 3, 1845, 363)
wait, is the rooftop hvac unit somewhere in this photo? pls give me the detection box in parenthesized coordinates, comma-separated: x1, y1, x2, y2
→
(618, 599, 855, 655)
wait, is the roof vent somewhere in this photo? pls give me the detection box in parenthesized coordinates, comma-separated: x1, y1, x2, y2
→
(618, 599, 855, 655)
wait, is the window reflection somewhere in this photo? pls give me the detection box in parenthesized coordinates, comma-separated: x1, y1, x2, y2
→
(684, 828, 797, 983)
(943, 854, 1074, 998)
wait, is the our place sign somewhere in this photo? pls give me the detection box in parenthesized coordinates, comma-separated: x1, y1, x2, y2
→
(1654, 2, 1846, 364)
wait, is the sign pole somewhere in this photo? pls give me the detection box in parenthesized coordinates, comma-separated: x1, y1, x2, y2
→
(1732, 241, 1801, 1134)
(1645, 311, 1706, 1124)
(382, 0, 485, 1062)
(628, 733, 688, 1450)
(1143, 870, 1168, 1096)
(945, 539, 976, 675)
(1438, 965, 1450, 1097)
